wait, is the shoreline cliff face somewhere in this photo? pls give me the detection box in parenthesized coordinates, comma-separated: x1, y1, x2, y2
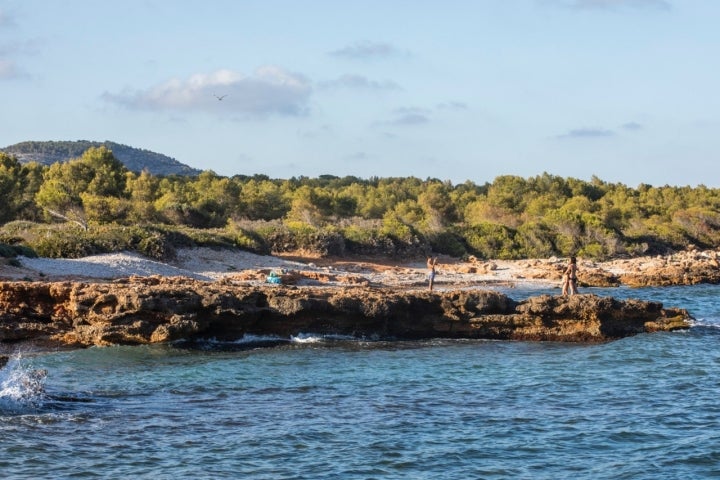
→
(0, 277, 691, 349)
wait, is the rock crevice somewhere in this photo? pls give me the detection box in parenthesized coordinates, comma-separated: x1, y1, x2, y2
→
(0, 277, 691, 348)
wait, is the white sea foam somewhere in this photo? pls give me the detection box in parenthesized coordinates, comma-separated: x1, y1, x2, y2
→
(290, 333, 358, 343)
(233, 334, 287, 344)
(0, 355, 47, 412)
(185, 335, 289, 348)
(211, 333, 360, 345)
(290, 334, 324, 344)
(688, 317, 720, 330)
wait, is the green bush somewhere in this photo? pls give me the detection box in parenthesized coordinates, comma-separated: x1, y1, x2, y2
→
(343, 223, 378, 245)
(136, 233, 176, 260)
(233, 230, 269, 254)
(0, 220, 40, 235)
(427, 231, 466, 257)
(30, 230, 93, 258)
(2, 244, 37, 258)
(225, 222, 270, 254)
(252, 221, 345, 255)
(553, 233, 578, 258)
(380, 214, 415, 243)
(577, 243, 605, 259)
(179, 228, 235, 248)
(462, 223, 519, 260)
(0, 243, 15, 257)
(0, 223, 175, 259)
(515, 222, 556, 259)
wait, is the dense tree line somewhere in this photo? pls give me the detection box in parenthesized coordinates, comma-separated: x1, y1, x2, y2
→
(2, 147, 720, 259)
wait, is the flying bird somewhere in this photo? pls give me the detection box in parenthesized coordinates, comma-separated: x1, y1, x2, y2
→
(214, 94, 228, 101)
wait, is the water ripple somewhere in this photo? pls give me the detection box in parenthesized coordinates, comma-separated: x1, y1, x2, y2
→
(2, 285, 720, 478)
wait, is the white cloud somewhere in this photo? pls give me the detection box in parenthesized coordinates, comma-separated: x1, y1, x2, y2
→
(621, 121, 643, 131)
(329, 41, 407, 60)
(389, 107, 431, 126)
(0, 11, 38, 80)
(319, 74, 401, 91)
(0, 9, 16, 28)
(103, 67, 312, 116)
(346, 151, 370, 162)
(379, 103, 467, 128)
(0, 59, 18, 79)
(557, 127, 615, 138)
(437, 101, 469, 111)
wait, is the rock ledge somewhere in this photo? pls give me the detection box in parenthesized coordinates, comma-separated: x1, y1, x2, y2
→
(0, 277, 691, 348)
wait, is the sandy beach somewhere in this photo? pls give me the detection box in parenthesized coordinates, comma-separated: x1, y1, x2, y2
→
(2, 246, 718, 290)
(0, 247, 533, 289)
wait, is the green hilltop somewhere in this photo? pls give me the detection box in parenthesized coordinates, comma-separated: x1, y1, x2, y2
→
(1, 140, 201, 176)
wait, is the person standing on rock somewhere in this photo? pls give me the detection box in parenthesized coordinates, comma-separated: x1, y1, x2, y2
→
(427, 256, 438, 291)
(562, 256, 579, 296)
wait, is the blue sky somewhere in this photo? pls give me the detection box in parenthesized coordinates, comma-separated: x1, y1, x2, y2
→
(1, 0, 719, 186)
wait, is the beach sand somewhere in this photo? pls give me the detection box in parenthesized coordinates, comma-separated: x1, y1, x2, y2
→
(0, 248, 553, 289)
(2, 246, 718, 290)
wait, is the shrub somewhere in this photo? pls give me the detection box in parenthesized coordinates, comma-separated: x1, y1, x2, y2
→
(30, 229, 93, 258)
(0, 244, 37, 258)
(253, 221, 345, 255)
(136, 233, 176, 260)
(0, 243, 15, 258)
(577, 243, 605, 259)
(225, 221, 270, 254)
(515, 222, 556, 259)
(427, 231, 466, 257)
(462, 223, 519, 259)
(380, 213, 415, 243)
(233, 229, 269, 254)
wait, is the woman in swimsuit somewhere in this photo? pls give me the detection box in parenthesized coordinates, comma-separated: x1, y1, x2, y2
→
(562, 256, 578, 296)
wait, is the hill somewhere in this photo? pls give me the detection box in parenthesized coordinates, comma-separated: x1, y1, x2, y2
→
(1, 140, 202, 176)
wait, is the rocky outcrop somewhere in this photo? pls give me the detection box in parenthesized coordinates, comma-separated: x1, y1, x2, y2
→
(0, 276, 691, 348)
(468, 249, 720, 288)
(614, 251, 720, 287)
(556, 250, 720, 287)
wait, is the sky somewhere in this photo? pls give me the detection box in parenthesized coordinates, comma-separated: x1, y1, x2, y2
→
(1, 0, 719, 187)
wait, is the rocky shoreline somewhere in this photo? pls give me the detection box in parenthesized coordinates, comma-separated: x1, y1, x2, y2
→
(0, 276, 691, 349)
(1, 247, 715, 350)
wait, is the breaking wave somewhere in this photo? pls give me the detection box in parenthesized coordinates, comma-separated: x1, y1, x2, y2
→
(0, 354, 47, 413)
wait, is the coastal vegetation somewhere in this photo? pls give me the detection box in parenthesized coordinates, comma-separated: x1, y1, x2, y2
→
(2, 147, 720, 261)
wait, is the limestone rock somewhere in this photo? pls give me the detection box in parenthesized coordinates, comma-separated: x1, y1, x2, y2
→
(0, 277, 692, 348)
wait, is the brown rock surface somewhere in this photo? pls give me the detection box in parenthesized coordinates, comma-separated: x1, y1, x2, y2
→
(0, 276, 691, 348)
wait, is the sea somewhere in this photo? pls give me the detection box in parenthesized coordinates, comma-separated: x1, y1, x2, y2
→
(1, 284, 719, 479)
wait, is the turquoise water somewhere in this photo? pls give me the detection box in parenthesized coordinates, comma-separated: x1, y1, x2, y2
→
(2, 285, 720, 479)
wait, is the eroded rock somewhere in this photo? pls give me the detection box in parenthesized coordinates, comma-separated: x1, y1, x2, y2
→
(0, 277, 692, 347)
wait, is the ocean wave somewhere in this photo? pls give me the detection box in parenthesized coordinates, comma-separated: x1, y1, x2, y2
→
(232, 334, 288, 344)
(688, 318, 720, 330)
(0, 355, 48, 413)
(171, 333, 376, 352)
(290, 333, 359, 344)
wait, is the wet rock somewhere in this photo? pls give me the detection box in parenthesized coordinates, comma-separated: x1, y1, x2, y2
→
(0, 277, 692, 347)
(578, 269, 621, 287)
